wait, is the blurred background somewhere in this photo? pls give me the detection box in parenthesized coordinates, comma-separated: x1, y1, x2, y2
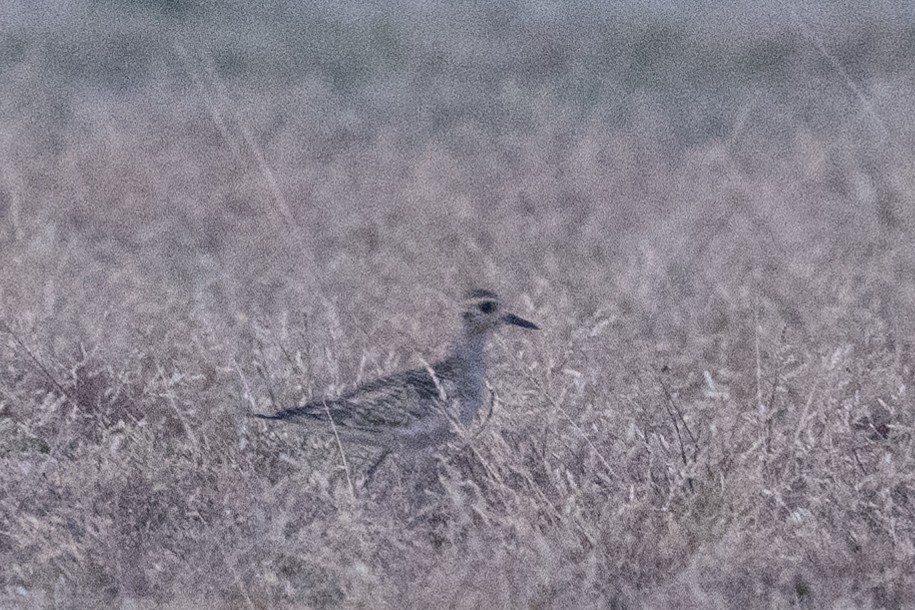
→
(3, 0, 914, 344)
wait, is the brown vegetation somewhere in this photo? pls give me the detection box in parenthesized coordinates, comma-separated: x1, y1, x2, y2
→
(1, 4, 914, 608)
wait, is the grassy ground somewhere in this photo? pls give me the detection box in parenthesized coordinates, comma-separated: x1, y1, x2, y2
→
(1, 2, 914, 608)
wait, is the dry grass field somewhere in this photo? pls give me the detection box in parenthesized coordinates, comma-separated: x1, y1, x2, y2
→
(1, 2, 914, 608)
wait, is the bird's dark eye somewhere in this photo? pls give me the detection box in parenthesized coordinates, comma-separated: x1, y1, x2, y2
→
(478, 301, 496, 314)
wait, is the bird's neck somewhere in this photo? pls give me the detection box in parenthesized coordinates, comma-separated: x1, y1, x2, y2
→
(449, 328, 487, 368)
(448, 329, 488, 426)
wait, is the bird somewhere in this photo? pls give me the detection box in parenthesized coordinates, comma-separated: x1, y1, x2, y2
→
(254, 289, 539, 464)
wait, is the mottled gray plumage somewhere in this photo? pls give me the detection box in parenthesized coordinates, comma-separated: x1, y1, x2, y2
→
(254, 290, 538, 452)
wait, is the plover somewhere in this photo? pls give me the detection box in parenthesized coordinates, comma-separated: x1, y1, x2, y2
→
(254, 290, 538, 458)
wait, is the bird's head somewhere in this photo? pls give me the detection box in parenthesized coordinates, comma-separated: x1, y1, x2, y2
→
(461, 289, 539, 335)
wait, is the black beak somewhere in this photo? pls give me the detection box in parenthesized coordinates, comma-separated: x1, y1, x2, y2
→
(503, 313, 539, 330)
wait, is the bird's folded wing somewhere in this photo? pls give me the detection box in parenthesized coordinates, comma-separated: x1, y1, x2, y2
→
(257, 364, 459, 431)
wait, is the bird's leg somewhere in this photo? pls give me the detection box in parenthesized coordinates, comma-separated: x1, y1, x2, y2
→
(363, 447, 392, 484)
